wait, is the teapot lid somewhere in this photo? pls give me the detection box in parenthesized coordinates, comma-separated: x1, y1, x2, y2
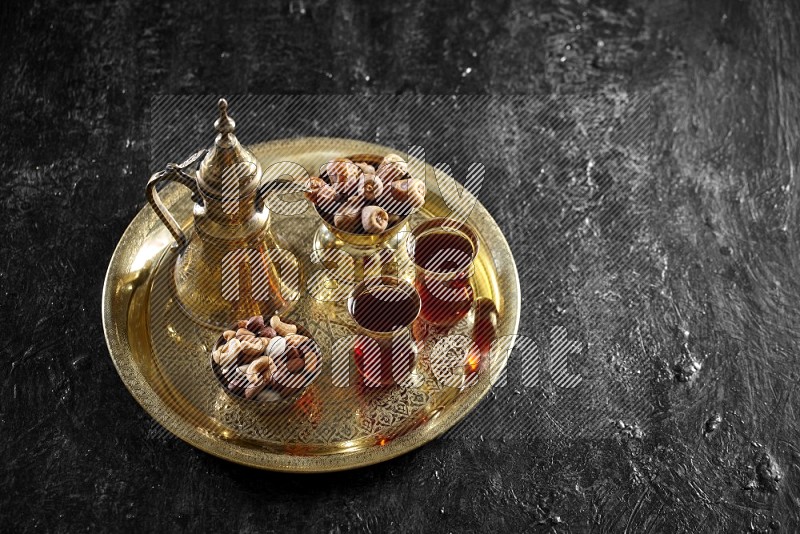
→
(197, 98, 262, 201)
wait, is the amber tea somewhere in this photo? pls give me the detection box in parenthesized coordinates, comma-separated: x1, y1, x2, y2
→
(413, 230, 475, 274)
(348, 279, 421, 387)
(351, 286, 419, 333)
(408, 220, 479, 327)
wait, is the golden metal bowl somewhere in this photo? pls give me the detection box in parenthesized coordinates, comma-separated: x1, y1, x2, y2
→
(312, 153, 413, 253)
(210, 319, 320, 403)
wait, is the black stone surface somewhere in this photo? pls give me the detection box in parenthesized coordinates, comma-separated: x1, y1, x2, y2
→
(2, 0, 799, 532)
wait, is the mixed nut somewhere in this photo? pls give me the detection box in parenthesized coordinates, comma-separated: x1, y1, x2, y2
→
(211, 314, 320, 400)
(306, 154, 426, 234)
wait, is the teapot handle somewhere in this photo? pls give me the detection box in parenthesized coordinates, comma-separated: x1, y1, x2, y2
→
(145, 149, 207, 248)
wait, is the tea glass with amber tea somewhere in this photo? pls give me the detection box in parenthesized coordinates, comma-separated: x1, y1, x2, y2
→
(407, 218, 479, 327)
(347, 276, 421, 387)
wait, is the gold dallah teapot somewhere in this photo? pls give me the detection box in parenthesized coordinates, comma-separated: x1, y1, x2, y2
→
(146, 98, 291, 327)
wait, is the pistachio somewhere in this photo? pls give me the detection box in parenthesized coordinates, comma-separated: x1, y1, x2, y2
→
(266, 334, 288, 359)
(324, 158, 360, 185)
(246, 355, 276, 384)
(333, 195, 365, 232)
(376, 154, 408, 184)
(222, 330, 236, 341)
(358, 173, 384, 201)
(245, 315, 265, 333)
(361, 205, 389, 234)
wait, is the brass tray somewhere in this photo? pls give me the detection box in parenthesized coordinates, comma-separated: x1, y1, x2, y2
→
(102, 137, 520, 472)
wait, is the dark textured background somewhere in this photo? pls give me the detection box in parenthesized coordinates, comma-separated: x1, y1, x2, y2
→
(2, 0, 799, 532)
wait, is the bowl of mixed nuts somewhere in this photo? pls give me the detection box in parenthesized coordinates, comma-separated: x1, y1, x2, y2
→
(210, 314, 321, 402)
(306, 153, 427, 248)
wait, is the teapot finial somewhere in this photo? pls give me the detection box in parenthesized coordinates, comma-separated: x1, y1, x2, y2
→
(214, 98, 236, 143)
(192, 98, 260, 200)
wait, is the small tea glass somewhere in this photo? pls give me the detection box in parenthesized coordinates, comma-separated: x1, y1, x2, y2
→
(406, 218, 479, 327)
(347, 276, 421, 387)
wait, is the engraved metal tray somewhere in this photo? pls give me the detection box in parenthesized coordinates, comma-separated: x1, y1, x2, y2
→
(102, 138, 520, 472)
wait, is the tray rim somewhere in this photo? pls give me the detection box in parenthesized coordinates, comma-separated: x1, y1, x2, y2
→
(102, 136, 521, 472)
